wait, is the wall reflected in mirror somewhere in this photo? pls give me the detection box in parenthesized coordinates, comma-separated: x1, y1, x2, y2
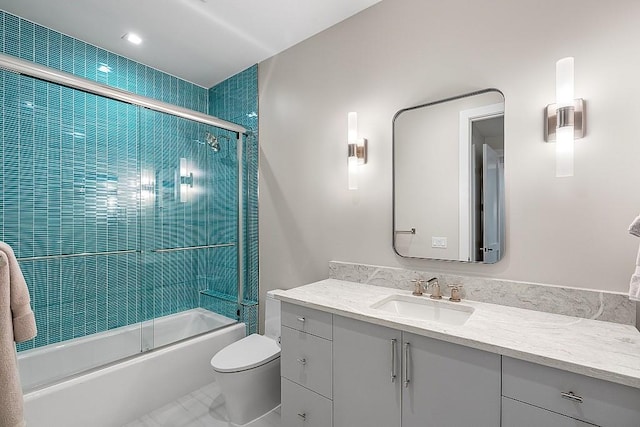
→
(393, 89, 505, 263)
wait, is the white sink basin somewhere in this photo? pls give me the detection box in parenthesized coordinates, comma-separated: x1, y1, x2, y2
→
(370, 295, 474, 326)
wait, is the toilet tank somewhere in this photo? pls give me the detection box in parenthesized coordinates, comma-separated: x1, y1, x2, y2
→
(264, 290, 281, 342)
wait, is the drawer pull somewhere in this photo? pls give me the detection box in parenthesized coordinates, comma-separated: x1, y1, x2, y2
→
(297, 412, 307, 420)
(297, 358, 307, 365)
(561, 391, 583, 403)
(297, 317, 306, 322)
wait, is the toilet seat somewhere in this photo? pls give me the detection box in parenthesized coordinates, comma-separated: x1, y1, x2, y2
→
(211, 334, 280, 373)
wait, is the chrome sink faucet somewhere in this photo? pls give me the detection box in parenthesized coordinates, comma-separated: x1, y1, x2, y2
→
(427, 278, 442, 299)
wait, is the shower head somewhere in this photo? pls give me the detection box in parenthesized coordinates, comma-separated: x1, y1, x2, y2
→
(205, 132, 220, 152)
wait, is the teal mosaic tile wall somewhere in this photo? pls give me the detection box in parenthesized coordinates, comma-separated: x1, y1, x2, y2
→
(0, 11, 248, 351)
(139, 108, 240, 321)
(209, 65, 259, 334)
(0, 11, 208, 113)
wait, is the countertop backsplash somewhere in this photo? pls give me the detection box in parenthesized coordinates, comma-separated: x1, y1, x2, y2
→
(329, 261, 636, 326)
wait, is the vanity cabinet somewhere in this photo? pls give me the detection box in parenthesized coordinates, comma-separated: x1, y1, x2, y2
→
(281, 300, 640, 427)
(502, 357, 640, 427)
(280, 303, 333, 427)
(333, 316, 402, 427)
(333, 316, 501, 427)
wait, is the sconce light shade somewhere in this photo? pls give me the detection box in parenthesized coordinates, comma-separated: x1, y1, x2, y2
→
(544, 57, 585, 177)
(556, 57, 574, 107)
(178, 157, 193, 202)
(555, 125, 574, 177)
(141, 170, 155, 201)
(347, 112, 367, 190)
(348, 155, 359, 190)
(348, 112, 358, 143)
(555, 57, 574, 177)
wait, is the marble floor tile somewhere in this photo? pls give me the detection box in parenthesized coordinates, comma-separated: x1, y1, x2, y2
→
(123, 381, 281, 427)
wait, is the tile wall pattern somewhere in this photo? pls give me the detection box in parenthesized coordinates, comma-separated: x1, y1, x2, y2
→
(208, 65, 259, 334)
(0, 11, 208, 113)
(329, 261, 637, 326)
(0, 11, 258, 350)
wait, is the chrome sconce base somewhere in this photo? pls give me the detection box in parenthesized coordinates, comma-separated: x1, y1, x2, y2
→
(544, 98, 585, 142)
(348, 138, 368, 165)
(180, 173, 194, 187)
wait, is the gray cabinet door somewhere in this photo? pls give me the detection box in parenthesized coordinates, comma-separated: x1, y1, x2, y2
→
(401, 332, 501, 427)
(333, 316, 402, 427)
(502, 397, 598, 427)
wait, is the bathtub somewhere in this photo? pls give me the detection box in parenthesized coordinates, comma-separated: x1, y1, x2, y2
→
(19, 309, 245, 427)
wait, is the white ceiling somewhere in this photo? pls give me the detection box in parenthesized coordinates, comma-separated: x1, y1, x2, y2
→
(0, 0, 381, 88)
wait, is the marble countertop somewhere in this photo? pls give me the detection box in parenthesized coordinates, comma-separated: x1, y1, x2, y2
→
(272, 279, 640, 389)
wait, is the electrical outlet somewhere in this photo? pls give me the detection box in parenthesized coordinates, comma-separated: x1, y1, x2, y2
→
(432, 237, 447, 249)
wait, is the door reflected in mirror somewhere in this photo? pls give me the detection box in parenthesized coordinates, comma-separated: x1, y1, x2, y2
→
(393, 89, 505, 263)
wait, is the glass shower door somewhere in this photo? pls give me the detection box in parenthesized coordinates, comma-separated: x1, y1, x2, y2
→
(4, 71, 146, 390)
(139, 108, 239, 350)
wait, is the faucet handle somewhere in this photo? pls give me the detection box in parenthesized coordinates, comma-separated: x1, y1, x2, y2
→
(447, 284, 463, 302)
(427, 278, 442, 300)
(410, 279, 425, 296)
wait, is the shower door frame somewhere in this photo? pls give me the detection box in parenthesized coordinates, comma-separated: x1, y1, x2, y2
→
(0, 51, 248, 334)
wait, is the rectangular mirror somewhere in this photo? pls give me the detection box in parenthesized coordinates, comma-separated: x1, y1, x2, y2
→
(393, 89, 505, 263)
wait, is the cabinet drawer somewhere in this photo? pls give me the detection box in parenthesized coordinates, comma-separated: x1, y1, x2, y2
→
(502, 357, 640, 427)
(282, 303, 332, 340)
(281, 378, 332, 427)
(281, 326, 333, 398)
(502, 397, 597, 427)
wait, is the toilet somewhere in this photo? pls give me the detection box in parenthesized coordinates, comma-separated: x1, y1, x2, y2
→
(210, 291, 281, 426)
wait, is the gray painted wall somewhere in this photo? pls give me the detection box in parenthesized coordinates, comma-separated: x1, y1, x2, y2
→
(257, 0, 640, 325)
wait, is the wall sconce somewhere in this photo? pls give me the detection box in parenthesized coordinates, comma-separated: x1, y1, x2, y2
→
(544, 57, 585, 177)
(178, 158, 193, 202)
(347, 112, 367, 190)
(141, 169, 155, 201)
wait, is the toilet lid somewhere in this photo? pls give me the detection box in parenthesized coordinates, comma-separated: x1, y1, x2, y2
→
(210, 334, 280, 373)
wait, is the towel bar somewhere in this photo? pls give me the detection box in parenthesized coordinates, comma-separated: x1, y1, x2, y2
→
(395, 228, 416, 234)
(16, 243, 236, 261)
(150, 243, 235, 253)
(17, 249, 138, 261)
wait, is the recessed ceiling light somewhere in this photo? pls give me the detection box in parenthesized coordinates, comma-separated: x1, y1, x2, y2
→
(122, 32, 142, 45)
(97, 63, 112, 73)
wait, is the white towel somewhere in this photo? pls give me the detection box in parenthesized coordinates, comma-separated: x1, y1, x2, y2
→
(630, 225, 640, 301)
(0, 241, 37, 427)
(629, 215, 640, 237)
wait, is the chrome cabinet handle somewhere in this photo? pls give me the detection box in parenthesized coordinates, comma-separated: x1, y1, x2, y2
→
(390, 339, 398, 382)
(297, 412, 307, 420)
(561, 391, 583, 403)
(297, 317, 306, 322)
(297, 358, 307, 365)
(403, 342, 410, 388)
